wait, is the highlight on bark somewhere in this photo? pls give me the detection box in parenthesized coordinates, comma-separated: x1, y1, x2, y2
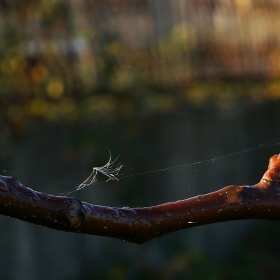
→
(0, 154, 279, 244)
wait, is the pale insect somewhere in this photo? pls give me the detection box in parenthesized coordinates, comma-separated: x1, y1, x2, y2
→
(76, 154, 123, 191)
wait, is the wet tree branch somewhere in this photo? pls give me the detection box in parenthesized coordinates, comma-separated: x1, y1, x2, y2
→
(0, 154, 280, 244)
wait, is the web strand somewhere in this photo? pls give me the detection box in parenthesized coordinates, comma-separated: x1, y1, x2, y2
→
(3, 136, 279, 197)
(117, 138, 280, 180)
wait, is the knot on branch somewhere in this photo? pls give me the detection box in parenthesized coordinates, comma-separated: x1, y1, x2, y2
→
(224, 185, 243, 205)
(66, 199, 85, 229)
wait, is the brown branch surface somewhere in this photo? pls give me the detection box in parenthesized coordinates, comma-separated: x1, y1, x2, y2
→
(0, 154, 280, 244)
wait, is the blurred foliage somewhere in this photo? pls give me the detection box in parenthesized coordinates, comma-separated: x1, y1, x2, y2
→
(0, 0, 280, 134)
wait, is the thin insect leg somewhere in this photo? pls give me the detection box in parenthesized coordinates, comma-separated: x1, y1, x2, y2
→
(76, 169, 98, 190)
(75, 155, 123, 192)
(95, 164, 123, 182)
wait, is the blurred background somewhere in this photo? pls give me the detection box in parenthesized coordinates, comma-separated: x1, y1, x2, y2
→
(1, 0, 280, 279)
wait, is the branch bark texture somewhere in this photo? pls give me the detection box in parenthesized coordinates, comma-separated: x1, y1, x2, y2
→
(0, 154, 280, 244)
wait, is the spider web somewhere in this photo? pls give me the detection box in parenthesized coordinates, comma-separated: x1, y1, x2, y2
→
(2, 136, 280, 205)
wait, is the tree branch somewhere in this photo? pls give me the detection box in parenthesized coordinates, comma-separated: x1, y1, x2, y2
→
(0, 154, 280, 244)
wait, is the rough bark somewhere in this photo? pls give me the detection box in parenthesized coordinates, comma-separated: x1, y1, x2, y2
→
(0, 154, 280, 244)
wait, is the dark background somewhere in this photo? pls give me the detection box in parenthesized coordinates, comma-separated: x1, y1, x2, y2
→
(0, 1, 280, 279)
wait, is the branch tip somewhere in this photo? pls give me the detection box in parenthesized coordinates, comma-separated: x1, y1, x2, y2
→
(259, 154, 280, 188)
